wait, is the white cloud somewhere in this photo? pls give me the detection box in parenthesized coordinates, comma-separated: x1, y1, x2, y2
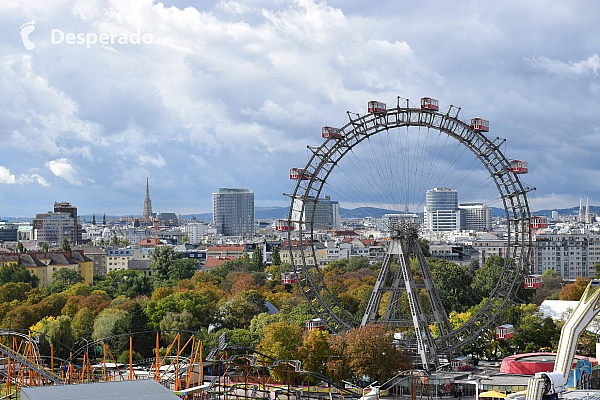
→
(0, 166, 16, 184)
(0, 166, 49, 186)
(45, 158, 81, 185)
(137, 154, 166, 168)
(526, 54, 600, 77)
(17, 174, 50, 187)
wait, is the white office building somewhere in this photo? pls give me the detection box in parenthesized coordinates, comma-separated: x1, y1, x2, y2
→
(459, 203, 492, 232)
(424, 188, 461, 232)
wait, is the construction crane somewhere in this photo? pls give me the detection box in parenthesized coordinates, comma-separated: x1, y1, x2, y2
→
(526, 279, 600, 400)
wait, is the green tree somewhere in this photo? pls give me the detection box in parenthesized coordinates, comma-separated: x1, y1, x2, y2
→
(0, 282, 33, 303)
(61, 238, 71, 252)
(41, 242, 49, 253)
(150, 246, 197, 285)
(171, 259, 199, 282)
(117, 349, 142, 364)
(252, 246, 264, 271)
(271, 247, 281, 266)
(46, 268, 83, 295)
(0, 264, 39, 287)
(241, 251, 250, 264)
(43, 315, 75, 359)
(471, 255, 504, 301)
(72, 307, 95, 342)
(429, 258, 474, 313)
(92, 308, 127, 341)
(15, 241, 25, 253)
(218, 290, 268, 330)
(159, 310, 197, 343)
(111, 235, 119, 245)
(120, 238, 130, 247)
(182, 234, 189, 243)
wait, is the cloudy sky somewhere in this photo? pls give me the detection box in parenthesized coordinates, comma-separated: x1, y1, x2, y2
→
(1, 0, 599, 217)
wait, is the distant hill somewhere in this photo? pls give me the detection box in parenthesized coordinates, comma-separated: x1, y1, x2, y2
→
(68, 205, 597, 224)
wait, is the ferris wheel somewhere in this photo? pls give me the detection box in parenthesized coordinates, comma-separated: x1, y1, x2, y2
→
(283, 97, 534, 370)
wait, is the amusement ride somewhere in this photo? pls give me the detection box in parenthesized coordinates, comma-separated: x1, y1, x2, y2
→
(283, 96, 539, 371)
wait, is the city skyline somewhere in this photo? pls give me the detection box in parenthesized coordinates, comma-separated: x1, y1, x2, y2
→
(1, 1, 599, 216)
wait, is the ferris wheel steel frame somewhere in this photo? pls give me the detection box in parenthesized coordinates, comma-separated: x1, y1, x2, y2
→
(285, 98, 533, 358)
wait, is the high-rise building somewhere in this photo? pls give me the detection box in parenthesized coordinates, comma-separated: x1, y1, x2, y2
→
(303, 195, 341, 231)
(424, 188, 460, 232)
(459, 203, 492, 232)
(143, 178, 153, 220)
(33, 202, 82, 245)
(212, 188, 254, 237)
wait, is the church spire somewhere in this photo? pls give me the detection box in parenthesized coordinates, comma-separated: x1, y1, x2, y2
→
(143, 177, 153, 220)
(586, 197, 590, 224)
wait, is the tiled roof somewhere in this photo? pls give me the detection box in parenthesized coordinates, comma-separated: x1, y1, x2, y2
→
(207, 246, 244, 251)
(205, 256, 236, 268)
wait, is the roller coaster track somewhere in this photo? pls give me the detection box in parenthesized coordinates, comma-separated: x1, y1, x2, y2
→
(0, 343, 63, 385)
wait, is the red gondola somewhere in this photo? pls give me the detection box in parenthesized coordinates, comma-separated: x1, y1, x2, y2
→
(368, 101, 386, 114)
(510, 160, 528, 174)
(306, 318, 326, 332)
(450, 356, 469, 371)
(420, 97, 439, 111)
(275, 219, 295, 231)
(289, 168, 310, 180)
(495, 324, 514, 340)
(470, 118, 489, 132)
(524, 274, 543, 289)
(281, 272, 298, 285)
(322, 126, 343, 139)
(530, 216, 549, 229)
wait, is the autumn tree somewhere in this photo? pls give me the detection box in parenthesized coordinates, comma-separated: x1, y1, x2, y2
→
(298, 329, 330, 375)
(256, 322, 303, 381)
(343, 324, 410, 385)
(559, 277, 589, 301)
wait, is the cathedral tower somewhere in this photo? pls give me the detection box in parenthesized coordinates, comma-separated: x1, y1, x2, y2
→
(143, 178, 153, 219)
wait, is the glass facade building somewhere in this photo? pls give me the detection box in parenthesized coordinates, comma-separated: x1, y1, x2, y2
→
(212, 188, 254, 237)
